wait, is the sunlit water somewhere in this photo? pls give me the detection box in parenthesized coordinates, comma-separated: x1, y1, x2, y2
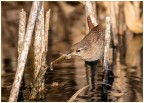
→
(1, 55, 142, 102)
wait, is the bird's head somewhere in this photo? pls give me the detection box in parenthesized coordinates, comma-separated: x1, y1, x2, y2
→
(69, 41, 89, 60)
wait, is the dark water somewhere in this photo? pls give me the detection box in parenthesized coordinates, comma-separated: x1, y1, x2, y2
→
(1, 56, 143, 102)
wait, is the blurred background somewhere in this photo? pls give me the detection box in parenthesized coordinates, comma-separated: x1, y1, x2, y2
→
(1, 1, 143, 102)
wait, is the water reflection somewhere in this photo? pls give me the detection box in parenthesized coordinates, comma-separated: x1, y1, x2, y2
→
(1, 55, 142, 102)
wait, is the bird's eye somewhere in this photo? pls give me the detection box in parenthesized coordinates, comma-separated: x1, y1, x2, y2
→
(76, 49, 81, 53)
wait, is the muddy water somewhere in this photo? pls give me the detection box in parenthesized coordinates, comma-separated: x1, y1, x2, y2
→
(1, 54, 143, 102)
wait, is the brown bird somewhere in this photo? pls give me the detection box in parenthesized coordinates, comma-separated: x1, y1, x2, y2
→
(70, 24, 105, 62)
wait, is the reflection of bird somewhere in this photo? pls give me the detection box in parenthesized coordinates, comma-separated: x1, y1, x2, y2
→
(70, 24, 105, 62)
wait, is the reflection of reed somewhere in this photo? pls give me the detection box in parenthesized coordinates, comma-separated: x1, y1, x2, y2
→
(111, 61, 129, 101)
(111, 57, 142, 102)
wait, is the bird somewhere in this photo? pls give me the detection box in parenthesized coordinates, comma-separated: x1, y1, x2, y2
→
(49, 23, 114, 89)
(69, 24, 114, 89)
(69, 24, 105, 62)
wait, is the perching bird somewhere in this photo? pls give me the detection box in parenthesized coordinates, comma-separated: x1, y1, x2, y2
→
(70, 24, 105, 62)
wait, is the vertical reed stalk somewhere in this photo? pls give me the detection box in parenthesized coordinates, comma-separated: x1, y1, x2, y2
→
(34, 1, 43, 80)
(9, 1, 41, 102)
(110, 2, 118, 46)
(17, 9, 26, 101)
(110, 2, 119, 65)
(85, 1, 97, 33)
(18, 9, 26, 55)
(29, 9, 51, 100)
(102, 17, 111, 98)
(104, 17, 111, 71)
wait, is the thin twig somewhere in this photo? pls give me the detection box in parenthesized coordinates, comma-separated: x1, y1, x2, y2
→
(68, 85, 90, 102)
(68, 82, 112, 102)
(113, 91, 129, 102)
(38, 1, 45, 98)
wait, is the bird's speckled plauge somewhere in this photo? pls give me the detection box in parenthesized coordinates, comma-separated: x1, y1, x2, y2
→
(70, 24, 106, 61)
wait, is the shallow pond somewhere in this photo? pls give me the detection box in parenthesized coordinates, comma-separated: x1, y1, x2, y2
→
(1, 53, 143, 102)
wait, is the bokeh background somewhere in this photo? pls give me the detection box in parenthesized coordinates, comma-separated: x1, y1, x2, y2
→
(1, 1, 143, 102)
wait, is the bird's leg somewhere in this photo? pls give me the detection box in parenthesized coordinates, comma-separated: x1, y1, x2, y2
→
(84, 60, 98, 99)
(89, 61, 98, 102)
(89, 61, 98, 92)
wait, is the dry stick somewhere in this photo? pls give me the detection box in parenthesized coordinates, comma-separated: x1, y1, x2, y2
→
(104, 17, 111, 68)
(34, 1, 43, 80)
(9, 1, 41, 102)
(68, 82, 112, 102)
(29, 9, 51, 100)
(33, 1, 44, 99)
(103, 17, 111, 83)
(38, 1, 45, 98)
(113, 91, 129, 102)
(17, 9, 26, 101)
(18, 9, 26, 55)
(68, 85, 90, 102)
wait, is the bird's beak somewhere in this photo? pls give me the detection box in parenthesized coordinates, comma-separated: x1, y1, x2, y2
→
(67, 50, 75, 56)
